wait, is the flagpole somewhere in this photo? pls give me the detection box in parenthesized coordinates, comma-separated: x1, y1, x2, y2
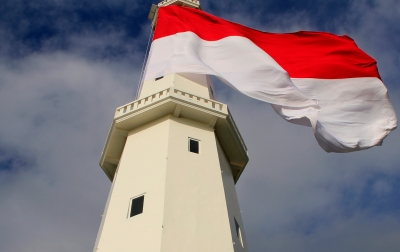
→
(135, 27, 154, 99)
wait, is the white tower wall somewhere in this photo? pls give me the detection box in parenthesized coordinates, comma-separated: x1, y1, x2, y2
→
(139, 73, 216, 100)
(95, 73, 249, 251)
(95, 117, 170, 251)
(161, 116, 246, 251)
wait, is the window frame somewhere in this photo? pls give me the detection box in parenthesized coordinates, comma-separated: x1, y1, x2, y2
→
(188, 138, 200, 154)
(127, 193, 145, 218)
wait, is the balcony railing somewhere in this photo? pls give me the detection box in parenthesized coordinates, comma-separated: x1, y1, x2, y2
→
(115, 87, 227, 118)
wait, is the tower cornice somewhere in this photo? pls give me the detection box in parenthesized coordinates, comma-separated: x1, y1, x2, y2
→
(100, 86, 248, 183)
(158, 0, 201, 9)
(148, 0, 201, 29)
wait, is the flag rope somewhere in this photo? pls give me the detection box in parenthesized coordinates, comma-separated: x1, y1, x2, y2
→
(135, 26, 154, 99)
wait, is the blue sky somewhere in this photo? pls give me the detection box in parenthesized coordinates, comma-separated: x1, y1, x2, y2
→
(1, 0, 400, 251)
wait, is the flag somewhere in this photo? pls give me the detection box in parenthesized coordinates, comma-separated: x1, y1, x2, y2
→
(144, 5, 397, 153)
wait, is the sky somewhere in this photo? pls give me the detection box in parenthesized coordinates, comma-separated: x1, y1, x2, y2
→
(0, 0, 400, 251)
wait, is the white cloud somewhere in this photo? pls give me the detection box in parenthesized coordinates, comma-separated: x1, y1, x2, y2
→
(0, 52, 141, 251)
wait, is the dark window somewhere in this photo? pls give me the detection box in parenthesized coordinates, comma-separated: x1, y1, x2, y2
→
(130, 195, 144, 217)
(155, 76, 164, 81)
(234, 218, 240, 237)
(189, 139, 199, 154)
(234, 218, 244, 247)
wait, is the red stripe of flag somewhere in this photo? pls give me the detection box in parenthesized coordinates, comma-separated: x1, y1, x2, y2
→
(154, 6, 380, 79)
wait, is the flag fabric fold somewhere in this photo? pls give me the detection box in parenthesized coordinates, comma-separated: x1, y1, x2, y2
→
(144, 5, 397, 153)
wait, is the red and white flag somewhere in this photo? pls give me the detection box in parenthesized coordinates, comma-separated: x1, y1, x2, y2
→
(144, 5, 397, 153)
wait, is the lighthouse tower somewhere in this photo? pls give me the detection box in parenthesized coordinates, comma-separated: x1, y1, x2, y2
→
(93, 1, 249, 251)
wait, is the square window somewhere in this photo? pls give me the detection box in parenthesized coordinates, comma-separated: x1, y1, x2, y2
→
(189, 138, 199, 154)
(130, 195, 144, 218)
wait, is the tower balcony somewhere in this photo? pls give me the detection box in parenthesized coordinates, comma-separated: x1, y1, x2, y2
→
(100, 86, 248, 183)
